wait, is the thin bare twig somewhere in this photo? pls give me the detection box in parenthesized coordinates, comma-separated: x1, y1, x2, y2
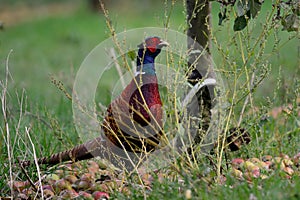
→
(238, 72, 256, 126)
(109, 48, 126, 88)
(25, 127, 44, 198)
(18, 157, 38, 193)
(1, 49, 13, 196)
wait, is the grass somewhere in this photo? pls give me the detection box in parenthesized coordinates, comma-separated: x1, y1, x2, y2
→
(0, 1, 299, 199)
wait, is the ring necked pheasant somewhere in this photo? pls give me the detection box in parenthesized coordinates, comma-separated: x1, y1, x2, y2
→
(103, 36, 168, 153)
(21, 37, 169, 167)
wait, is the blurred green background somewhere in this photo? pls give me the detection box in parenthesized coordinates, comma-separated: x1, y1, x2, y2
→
(0, 0, 298, 111)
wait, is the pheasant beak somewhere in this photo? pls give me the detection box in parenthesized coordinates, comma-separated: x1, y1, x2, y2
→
(158, 40, 169, 48)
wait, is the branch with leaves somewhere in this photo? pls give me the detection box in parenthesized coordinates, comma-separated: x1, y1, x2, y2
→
(214, 0, 299, 32)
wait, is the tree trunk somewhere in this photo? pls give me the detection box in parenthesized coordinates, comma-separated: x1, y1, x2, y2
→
(186, 0, 215, 147)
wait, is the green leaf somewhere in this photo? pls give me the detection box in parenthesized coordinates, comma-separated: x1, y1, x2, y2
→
(127, 50, 136, 61)
(236, 0, 262, 18)
(234, 15, 248, 31)
(249, 0, 262, 18)
(281, 14, 299, 32)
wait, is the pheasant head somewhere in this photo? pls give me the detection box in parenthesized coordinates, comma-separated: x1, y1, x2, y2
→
(136, 36, 169, 74)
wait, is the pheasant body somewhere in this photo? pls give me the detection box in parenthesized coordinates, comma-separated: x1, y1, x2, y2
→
(21, 37, 168, 167)
(102, 38, 166, 152)
(103, 71, 163, 152)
